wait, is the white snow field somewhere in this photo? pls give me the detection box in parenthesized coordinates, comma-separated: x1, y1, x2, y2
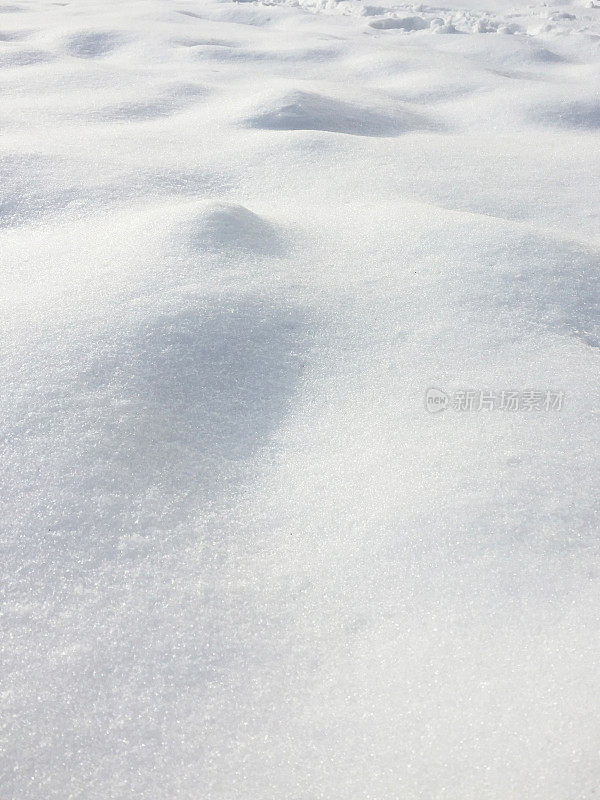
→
(1, 0, 600, 797)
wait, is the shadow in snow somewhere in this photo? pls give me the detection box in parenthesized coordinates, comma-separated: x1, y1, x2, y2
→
(64, 30, 125, 58)
(90, 83, 206, 122)
(497, 236, 600, 348)
(5, 295, 309, 568)
(0, 153, 231, 227)
(529, 101, 600, 130)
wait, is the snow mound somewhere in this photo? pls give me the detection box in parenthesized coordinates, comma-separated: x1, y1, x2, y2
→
(184, 202, 286, 256)
(245, 89, 438, 136)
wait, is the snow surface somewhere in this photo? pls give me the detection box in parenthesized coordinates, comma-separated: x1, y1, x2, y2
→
(1, 0, 600, 797)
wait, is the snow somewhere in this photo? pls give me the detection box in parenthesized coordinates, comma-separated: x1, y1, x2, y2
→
(1, 0, 600, 797)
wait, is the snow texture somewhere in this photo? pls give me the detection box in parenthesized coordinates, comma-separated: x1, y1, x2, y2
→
(1, 0, 600, 797)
